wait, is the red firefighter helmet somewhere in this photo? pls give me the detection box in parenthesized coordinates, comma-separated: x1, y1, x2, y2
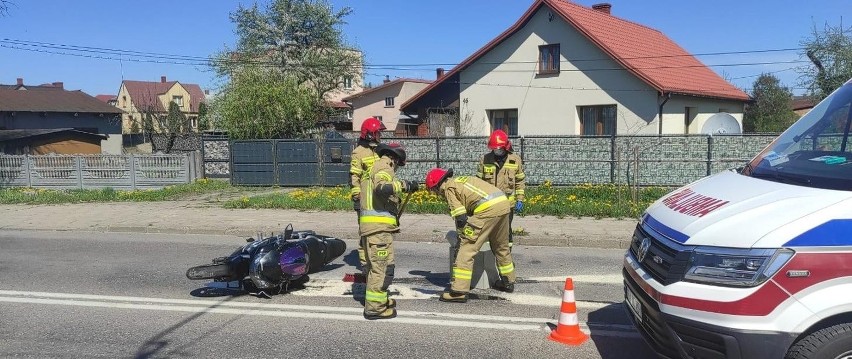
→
(377, 142, 407, 166)
(488, 129, 510, 150)
(425, 167, 453, 190)
(360, 117, 386, 141)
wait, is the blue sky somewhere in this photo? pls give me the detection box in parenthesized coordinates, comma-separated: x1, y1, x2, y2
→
(0, 0, 844, 97)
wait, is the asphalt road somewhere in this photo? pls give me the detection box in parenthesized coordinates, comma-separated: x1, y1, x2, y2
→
(0, 230, 658, 359)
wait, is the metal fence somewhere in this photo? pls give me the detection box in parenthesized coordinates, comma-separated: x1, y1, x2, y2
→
(225, 134, 778, 187)
(0, 154, 194, 189)
(230, 139, 351, 186)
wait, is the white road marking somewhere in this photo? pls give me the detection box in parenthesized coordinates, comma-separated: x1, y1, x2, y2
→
(290, 280, 614, 309)
(524, 274, 624, 284)
(0, 290, 639, 337)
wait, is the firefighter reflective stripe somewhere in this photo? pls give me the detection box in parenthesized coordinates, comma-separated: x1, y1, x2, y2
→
(498, 262, 515, 275)
(515, 189, 525, 196)
(350, 186, 361, 196)
(453, 267, 473, 280)
(504, 163, 518, 169)
(515, 172, 526, 180)
(450, 207, 466, 217)
(376, 171, 393, 182)
(360, 210, 397, 225)
(482, 165, 496, 174)
(463, 182, 489, 198)
(365, 290, 388, 303)
(473, 192, 508, 214)
(508, 195, 515, 201)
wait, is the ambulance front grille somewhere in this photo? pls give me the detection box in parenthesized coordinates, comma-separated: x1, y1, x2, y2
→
(630, 224, 690, 285)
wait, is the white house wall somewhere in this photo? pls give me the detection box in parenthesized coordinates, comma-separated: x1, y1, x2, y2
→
(661, 95, 745, 134)
(458, 5, 745, 136)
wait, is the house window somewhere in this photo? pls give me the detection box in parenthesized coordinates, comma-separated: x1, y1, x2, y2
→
(489, 109, 518, 136)
(343, 76, 353, 89)
(373, 115, 383, 122)
(190, 117, 198, 129)
(122, 96, 127, 108)
(538, 44, 560, 74)
(172, 95, 184, 106)
(385, 97, 395, 108)
(579, 105, 617, 136)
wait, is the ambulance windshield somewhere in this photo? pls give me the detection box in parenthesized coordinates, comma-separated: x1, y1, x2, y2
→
(744, 80, 852, 190)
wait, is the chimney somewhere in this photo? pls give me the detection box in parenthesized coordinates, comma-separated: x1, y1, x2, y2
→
(160, 76, 167, 83)
(16, 78, 23, 86)
(436, 68, 445, 79)
(592, 3, 611, 14)
(52, 82, 64, 89)
(383, 75, 390, 84)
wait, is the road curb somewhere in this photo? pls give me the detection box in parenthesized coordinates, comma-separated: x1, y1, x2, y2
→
(1, 225, 631, 250)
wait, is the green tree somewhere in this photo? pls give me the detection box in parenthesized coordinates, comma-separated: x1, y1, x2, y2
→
(743, 74, 798, 133)
(213, 68, 315, 140)
(212, 0, 362, 138)
(197, 102, 209, 132)
(0, 1, 14, 17)
(800, 22, 852, 100)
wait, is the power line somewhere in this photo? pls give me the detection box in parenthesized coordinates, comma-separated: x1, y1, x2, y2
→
(2, 42, 809, 75)
(1, 37, 806, 70)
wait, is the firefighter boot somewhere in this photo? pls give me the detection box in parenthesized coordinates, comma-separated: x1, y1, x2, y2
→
(364, 307, 397, 320)
(439, 290, 469, 303)
(493, 276, 515, 293)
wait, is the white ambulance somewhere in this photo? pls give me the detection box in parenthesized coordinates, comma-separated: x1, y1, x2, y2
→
(624, 78, 852, 359)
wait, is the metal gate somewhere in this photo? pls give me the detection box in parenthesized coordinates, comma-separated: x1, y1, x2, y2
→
(230, 139, 352, 186)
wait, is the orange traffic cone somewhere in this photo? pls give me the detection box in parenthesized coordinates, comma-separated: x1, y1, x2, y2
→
(549, 277, 589, 345)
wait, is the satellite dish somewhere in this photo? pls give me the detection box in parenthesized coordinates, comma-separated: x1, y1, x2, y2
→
(701, 112, 741, 135)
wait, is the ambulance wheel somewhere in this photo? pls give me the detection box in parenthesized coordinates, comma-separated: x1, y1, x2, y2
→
(785, 323, 852, 359)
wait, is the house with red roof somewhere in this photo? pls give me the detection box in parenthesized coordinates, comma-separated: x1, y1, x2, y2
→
(116, 76, 207, 134)
(401, 1, 750, 136)
(343, 76, 432, 136)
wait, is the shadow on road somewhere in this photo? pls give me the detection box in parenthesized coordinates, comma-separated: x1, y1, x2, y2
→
(134, 296, 243, 359)
(586, 303, 657, 359)
(342, 249, 361, 269)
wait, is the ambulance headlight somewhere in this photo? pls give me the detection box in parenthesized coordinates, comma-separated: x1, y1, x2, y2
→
(684, 247, 794, 287)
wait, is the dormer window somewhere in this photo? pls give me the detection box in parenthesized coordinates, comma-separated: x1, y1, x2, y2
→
(172, 95, 184, 106)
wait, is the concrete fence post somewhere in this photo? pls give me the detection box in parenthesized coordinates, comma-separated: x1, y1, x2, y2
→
(75, 156, 83, 189)
(130, 154, 136, 191)
(25, 155, 32, 187)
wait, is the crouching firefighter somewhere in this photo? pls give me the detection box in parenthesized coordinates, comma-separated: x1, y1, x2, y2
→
(350, 117, 386, 278)
(425, 168, 516, 303)
(360, 142, 418, 319)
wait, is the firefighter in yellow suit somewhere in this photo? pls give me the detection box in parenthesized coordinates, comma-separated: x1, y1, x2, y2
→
(350, 117, 385, 277)
(477, 129, 526, 248)
(425, 167, 516, 303)
(360, 143, 418, 319)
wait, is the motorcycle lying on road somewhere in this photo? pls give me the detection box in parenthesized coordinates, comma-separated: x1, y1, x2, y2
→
(186, 224, 346, 296)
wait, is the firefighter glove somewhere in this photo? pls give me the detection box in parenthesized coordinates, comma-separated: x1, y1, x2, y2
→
(515, 201, 524, 214)
(403, 180, 419, 193)
(454, 215, 468, 232)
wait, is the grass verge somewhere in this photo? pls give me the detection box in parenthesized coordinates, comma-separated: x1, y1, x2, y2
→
(0, 178, 230, 204)
(223, 182, 673, 219)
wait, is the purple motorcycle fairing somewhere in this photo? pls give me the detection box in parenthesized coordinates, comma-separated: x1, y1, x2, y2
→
(279, 243, 308, 277)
